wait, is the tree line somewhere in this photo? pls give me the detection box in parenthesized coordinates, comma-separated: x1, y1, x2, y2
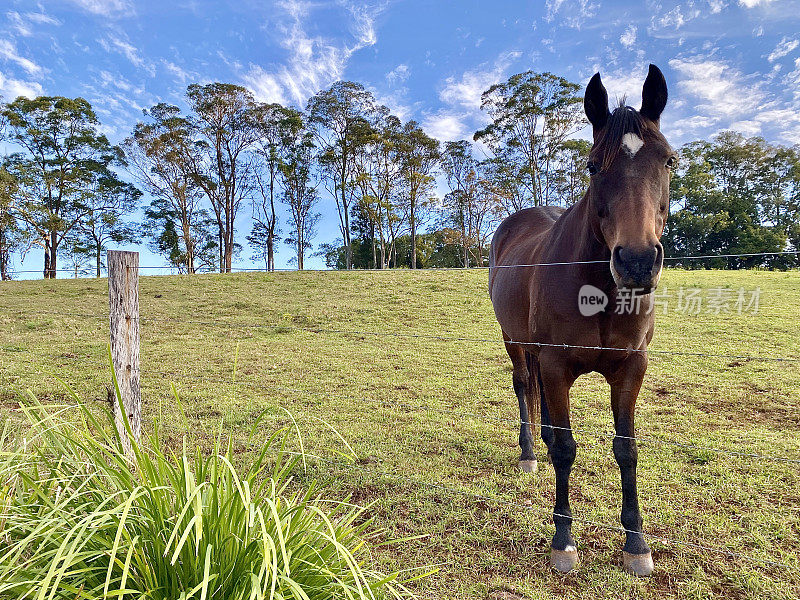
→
(0, 71, 798, 279)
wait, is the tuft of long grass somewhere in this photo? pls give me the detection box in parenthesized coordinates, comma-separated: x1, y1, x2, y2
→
(0, 386, 418, 600)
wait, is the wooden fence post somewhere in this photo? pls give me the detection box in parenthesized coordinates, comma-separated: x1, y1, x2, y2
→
(108, 250, 141, 458)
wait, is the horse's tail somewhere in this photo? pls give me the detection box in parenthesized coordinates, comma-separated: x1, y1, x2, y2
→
(525, 351, 541, 434)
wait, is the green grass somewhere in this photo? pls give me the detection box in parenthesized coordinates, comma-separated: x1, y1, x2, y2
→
(0, 391, 415, 600)
(1, 268, 799, 599)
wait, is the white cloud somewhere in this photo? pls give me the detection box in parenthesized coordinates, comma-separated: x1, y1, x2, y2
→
(243, 0, 382, 105)
(7, 10, 61, 36)
(427, 50, 523, 144)
(385, 64, 410, 86)
(242, 66, 287, 105)
(439, 51, 520, 111)
(786, 57, 800, 100)
(0, 70, 42, 99)
(421, 112, 469, 142)
(667, 54, 800, 144)
(620, 25, 637, 49)
(99, 35, 155, 76)
(544, 0, 598, 29)
(66, 0, 133, 17)
(7, 11, 32, 36)
(708, 0, 727, 13)
(0, 40, 43, 77)
(162, 60, 191, 85)
(657, 6, 686, 28)
(669, 56, 765, 121)
(738, 0, 774, 6)
(767, 37, 799, 62)
(26, 12, 61, 25)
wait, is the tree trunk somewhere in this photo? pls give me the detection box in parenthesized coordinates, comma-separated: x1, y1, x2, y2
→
(96, 242, 102, 278)
(461, 206, 468, 268)
(297, 238, 304, 270)
(410, 196, 416, 269)
(341, 156, 352, 270)
(45, 230, 58, 278)
(371, 221, 376, 269)
(217, 226, 224, 273)
(0, 229, 8, 280)
(268, 176, 276, 272)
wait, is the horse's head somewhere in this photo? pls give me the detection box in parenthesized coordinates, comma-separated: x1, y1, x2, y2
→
(583, 64, 675, 293)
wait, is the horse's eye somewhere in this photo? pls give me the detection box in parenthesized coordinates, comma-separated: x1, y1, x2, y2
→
(586, 161, 599, 175)
(666, 156, 678, 169)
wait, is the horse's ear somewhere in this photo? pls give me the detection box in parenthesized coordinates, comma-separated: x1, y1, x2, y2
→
(640, 64, 668, 123)
(584, 73, 610, 130)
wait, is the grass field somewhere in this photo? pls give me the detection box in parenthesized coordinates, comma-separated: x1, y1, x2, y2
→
(1, 268, 799, 599)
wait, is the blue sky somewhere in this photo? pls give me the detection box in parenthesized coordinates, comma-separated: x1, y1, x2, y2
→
(3, 0, 800, 274)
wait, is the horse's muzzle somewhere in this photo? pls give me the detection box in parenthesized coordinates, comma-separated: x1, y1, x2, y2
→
(611, 244, 664, 293)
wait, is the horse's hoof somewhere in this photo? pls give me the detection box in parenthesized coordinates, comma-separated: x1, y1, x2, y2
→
(623, 551, 654, 577)
(550, 547, 578, 573)
(518, 459, 537, 473)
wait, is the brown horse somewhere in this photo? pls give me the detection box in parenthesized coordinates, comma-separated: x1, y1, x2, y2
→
(489, 65, 674, 576)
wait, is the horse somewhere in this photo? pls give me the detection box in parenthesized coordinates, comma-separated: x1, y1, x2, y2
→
(488, 64, 674, 577)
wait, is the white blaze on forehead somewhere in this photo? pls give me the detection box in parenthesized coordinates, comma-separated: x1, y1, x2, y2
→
(621, 133, 644, 157)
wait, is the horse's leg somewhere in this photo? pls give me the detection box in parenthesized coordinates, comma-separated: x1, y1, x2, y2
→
(538, 366, 554, 458)
(504, 339, 536, 473)
(609, 354, 653, 577)
(539, 354, 578, 572)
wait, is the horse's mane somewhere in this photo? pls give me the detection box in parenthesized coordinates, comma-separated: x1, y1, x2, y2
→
(591, 101, 649, 172)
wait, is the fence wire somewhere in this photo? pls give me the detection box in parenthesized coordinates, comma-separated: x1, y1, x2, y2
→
(6, 249, 800, 275)
(6, 308, 800, 363)
(5, 348, 797, 466)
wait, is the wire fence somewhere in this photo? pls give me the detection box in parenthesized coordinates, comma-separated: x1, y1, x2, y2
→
(6, 249, 800, 276)
(7, 307, 800, 363)
(3, 346, 799, 466)
(1, 251, 800, 574)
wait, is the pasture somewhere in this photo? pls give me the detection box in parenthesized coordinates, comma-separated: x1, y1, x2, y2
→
(1, 268, 799, 599)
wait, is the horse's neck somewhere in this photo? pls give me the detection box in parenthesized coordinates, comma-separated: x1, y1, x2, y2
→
(554, 193, 615, 288)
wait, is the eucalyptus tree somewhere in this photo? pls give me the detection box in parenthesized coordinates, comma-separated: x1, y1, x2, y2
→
(352, 109, 403, 268)
(482, 153, 528, 215)
(466, 162, 500, 266)
(187, 83, 260, 272)
(0, 168, 21, 280)
(250, 103, 303, 271)
(474, 71, 584, 207)
(0, 112, 16, 280)
(307, 81, 378, 269)
(550, 138, 591, 206)
(2, 96, 134, 278)
(279, 114, 319, 270)
(64, 170, 140, 277)
(441, 140, 480, 267)
(124, 103, 208, 274)
(396, 120, 440, 269)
